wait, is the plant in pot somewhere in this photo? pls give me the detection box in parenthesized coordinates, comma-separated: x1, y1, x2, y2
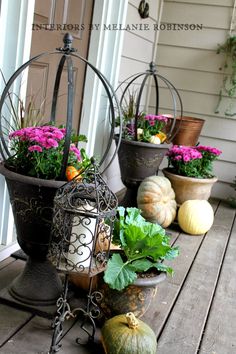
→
(114, 62, 183, 207)
(115, 91, 171, 207)
(98, 206, 179, 319)
(0, 121, 90, 311)
(163, 145, 222, 205)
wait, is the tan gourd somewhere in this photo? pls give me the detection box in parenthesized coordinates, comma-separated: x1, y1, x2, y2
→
(137, 176, 177, 227)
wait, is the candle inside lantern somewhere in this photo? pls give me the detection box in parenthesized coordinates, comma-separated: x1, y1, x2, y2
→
(67, 204, 97, 269)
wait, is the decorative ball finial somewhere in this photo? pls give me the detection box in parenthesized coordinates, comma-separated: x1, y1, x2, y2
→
(149, 62, 157, 73)
(56, 33, 77, 53)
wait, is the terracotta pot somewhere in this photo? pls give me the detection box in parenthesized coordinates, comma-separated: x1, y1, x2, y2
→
(162, 168, 217, 205)
(114, 136, 169, 206)
(98, 272, 166, 319)
(167, 116, 205, 146)
(0, 162, 63, 309)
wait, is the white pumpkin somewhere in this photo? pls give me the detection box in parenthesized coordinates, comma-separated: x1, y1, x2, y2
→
(178, 200, 214, 235)
(137, 176, 177, 228)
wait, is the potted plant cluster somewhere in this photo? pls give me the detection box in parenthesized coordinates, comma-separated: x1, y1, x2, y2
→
(98, 206, 179, 318)
(0, 122, 90, 308)
(115, 92, 171, 207)
(163, 144, 222, 205)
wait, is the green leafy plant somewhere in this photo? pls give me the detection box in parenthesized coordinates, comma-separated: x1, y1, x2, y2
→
(215, 35, 236, 116)
(103, 207, 179, 291)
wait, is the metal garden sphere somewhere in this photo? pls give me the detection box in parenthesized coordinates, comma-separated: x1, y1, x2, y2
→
(0, 33, 121, 177)
(117, 61, 183, 141)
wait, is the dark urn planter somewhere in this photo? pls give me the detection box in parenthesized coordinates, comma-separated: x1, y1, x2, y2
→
(115, 136, 169, 206)
(0, 163, 64, 312)
(99, 272, 166, 319)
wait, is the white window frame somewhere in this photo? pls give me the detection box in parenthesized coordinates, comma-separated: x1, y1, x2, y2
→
(0, 0, 128, 261)
(0, 0, 35, 261)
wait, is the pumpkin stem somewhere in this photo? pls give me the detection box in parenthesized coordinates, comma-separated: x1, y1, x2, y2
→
(126, 312, 139, 329)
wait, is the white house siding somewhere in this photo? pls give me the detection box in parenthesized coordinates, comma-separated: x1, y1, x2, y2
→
(149, 0, 236, 200)
(108, 0, 163, 192)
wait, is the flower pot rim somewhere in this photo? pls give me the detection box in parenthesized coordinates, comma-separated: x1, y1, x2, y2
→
(169, 116, 205, 124)
(0, 162, 65, 188)
(162, 167, 218, 183)
(133, 271, 166, 287)
(114, 134, 170, 149)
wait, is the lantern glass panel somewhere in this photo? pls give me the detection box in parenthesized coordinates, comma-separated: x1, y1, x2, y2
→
(48, 163, 117, 277)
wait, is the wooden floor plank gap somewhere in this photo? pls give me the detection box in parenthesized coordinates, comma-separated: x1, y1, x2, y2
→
(154, 200, 220, 342)
(196, 211, 236, 354)
(0, 314, 35, 349)
(155, 232, 208, 342)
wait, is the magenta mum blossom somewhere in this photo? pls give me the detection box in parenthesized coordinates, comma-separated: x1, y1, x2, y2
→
(118, 98, 170, 143)
(28, 145, 43, 153)
(8, 125, 88, 179)
(166, 144, 222, 178)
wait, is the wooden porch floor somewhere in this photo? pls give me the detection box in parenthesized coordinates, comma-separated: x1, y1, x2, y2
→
(0, 199, 236, 354)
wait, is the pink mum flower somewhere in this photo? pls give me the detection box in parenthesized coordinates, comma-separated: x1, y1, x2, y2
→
(70, 144, 81, 160)
(28, 145, 43, 153)
(45, 138, 59, 149)
(197, 145, 222, 156)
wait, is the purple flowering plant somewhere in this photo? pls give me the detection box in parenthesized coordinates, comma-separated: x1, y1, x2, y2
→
(166, 145, 222, 178)
(116, 92, 168, 143)
(7, 125, 89, 179)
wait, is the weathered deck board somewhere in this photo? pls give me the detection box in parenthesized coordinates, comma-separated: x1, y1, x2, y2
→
(0, 259, 25, 290)
(142, 199, 220, 334)
(0, 200, 236, 354)
(0, 259, 34, 348)
(199, 213, 236, 354)
(155, 201, 235, 354)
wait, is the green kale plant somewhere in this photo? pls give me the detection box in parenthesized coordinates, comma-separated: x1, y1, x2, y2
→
(103, 207, 179, 291)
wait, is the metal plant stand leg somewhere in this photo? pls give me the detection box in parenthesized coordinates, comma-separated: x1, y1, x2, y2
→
(49, 274, 71, 354)
(49, 275, 103, 353)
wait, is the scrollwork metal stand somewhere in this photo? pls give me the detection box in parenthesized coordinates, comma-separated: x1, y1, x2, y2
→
(47, 160, 118, 352)
(48, 274, 103, 353)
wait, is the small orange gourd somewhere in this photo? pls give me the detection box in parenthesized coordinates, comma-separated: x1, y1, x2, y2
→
(65, 166, 82, 181)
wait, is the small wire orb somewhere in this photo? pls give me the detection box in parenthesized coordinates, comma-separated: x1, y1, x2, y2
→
(116, 61, 183, 142)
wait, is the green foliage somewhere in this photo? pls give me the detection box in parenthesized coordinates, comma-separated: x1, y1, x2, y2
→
(215, 35, 236, 116)
(104, 207, 179, 291)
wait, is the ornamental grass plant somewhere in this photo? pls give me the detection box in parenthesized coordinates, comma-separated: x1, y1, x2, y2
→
(166, 145, 222, 179)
